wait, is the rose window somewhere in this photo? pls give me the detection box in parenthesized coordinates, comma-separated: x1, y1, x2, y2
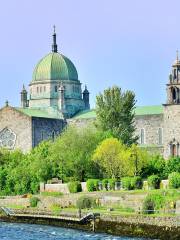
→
(0, 128, 16, 149)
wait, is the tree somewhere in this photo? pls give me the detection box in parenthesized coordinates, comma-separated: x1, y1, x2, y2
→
(49, 124, 107, 182)
(125, 144, 149, 176)
(96, 86, 138, 146)
(92, 138, 128, 179)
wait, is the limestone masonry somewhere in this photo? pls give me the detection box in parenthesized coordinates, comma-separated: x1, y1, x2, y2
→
(0, 28, 180, 158)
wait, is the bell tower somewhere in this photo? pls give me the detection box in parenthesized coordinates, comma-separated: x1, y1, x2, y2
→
(163, 51, 180, 159)
(167, 50, 180, 104)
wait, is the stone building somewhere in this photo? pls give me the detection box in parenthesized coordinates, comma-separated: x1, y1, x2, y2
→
(70, 52, 180, 159)
(0, 28, 89, 151)
(0, 27, 179, 159)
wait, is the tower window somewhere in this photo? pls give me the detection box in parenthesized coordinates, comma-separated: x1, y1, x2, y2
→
(40, 87, 42, 93)
(140, 129, 145, 145)
(37, 87, 39, 93)
(44, 86, 46, 92)
(158, 128, 163, 145)
(55, 86, 58, 92)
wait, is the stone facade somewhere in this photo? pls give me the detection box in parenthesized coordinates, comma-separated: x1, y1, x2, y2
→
(0, 106, 32, 152)
(32, 117, 65, 147)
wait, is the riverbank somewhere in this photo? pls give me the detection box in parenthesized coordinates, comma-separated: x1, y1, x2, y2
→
(1, 212, 180, 240)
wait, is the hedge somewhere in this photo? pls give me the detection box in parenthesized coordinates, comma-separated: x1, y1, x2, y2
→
(68, 181, 82, 193)
(147, 175, 160, 189)
(168, 172, 180, 189)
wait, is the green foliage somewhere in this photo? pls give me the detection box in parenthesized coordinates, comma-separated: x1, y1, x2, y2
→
(41, 191, 63, 197)
(121, 176, 142, 190)
(108, 179, 116, 190)
(96, 86, 138, 146)
(126, 144, 149, 176)
(86, 179, 99, 192)
(168, 172, 180, 189)
(93, 138, 128, 179)
(76, 196, 95, 209)
(165, 157, 180, 175)
(130, 176, 143, 189)
(141, 155, 166, 179)
(30, 197, 40, 207)
(68, 181, 82, 193)
(142, 193, 165, 214)
(147, 175, 160, 189)
(102, 179, 109, 190)
(121, 177, 132, 190)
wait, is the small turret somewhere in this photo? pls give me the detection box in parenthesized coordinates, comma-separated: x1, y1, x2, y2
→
(83, 85, 90, 110)
(20, 85, 28, 108)
(58, 82, 65, 111)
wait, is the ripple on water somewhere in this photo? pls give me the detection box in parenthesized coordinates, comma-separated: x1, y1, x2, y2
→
(0, 222, 151, 240)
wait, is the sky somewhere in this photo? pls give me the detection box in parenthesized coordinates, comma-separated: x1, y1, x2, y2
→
(0, 0, 180, 108)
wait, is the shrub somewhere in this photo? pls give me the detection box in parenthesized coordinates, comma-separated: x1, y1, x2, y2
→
(168, 172, 180, 189)
(121, 177, 132, 190)
(86, 179, 100, 192)
(142, 193, 165, 214)
(147, 175, 160, 189)
(108, 179, 116, 190)
(68, 181, 82, 193)
(76, 196, 95, 209)
(102, 179, 109, 190)
(30, 197, 40, 207)
(131, 176, 143, 189)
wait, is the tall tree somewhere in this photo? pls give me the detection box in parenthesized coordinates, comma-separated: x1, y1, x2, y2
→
(96, 86, 138, 146)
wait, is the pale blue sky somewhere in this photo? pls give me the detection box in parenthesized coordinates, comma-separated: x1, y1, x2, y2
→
(0, 0, 180, 108)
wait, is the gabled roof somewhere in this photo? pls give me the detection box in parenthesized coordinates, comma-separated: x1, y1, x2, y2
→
(15, 107, 63, 119)
(73, 105, 163, 119)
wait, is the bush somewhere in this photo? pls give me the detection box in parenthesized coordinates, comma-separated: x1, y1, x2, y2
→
(86, 179, 99, 192)
(121, 177, 132, 190)
(168, 172, 180, 189)
(121, 177, 142, 190)
(30, 197, 40, 207)
(147, 175, 160, 189)
(108, 179, 116, 190)
(131, 176, 143, 189)
(102, 179, 109, 190)
(142, 193, 165, 214)
(68, 181, 82, 193)
(76, 196, 95, 209)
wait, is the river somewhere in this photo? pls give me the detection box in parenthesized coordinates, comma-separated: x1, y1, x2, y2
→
(0, 222, 150, 240)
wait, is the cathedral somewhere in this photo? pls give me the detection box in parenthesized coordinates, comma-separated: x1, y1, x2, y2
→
(0, 28, 180, 159)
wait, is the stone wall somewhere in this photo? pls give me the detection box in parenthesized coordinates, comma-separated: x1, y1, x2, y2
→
(32, 117, 65, 147)
(0, 196, 30, 207)
(0, 106, 32, 152)
(163, 104, 180, 158)
(134, 114, 164, 146)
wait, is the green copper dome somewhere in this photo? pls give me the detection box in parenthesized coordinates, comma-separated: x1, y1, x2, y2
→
(32, 52, 78, 82)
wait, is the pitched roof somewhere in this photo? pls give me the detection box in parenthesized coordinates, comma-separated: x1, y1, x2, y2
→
(73, 105, 163, 119)
(15, 107, 63, 119)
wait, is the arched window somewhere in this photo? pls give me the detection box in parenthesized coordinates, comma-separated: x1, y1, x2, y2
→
(172, 88, 176, 101)
(44, 86, 46, 92)
(37, 87, 39, 93)
(158, 128, 163, 145)
(40, 87, 42, 93)
(140, 129, 145, 144)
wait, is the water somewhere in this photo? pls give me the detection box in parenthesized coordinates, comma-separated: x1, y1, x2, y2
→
(0, 222, 149, 240)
